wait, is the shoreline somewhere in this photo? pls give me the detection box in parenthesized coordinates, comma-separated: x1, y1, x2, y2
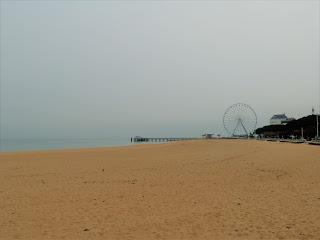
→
(0, 140, 182, 155)
(1, 138, 318, 155)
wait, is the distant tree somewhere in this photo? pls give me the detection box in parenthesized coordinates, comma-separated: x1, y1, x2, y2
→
(255, 115, 317, 140)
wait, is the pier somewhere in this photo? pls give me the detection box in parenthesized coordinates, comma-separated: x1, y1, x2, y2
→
(131, 137, 200, 143)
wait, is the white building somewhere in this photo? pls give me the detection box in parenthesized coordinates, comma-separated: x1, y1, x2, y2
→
(202, 133, 215, 139)
(270, 114, 295, 125)
(270, 114, 288, 125)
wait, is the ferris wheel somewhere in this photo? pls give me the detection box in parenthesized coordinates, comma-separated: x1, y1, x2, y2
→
(223, 103, 257, 137)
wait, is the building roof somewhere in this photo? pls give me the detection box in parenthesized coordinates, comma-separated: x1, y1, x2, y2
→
(271, 114, 287, 120)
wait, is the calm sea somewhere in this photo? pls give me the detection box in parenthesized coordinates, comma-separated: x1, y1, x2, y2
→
(0, 138, 134, 152)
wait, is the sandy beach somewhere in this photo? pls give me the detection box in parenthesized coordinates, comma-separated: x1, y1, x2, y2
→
(0, 140, 320, 239)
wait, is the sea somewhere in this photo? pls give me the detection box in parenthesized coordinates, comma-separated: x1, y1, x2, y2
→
(0, 138, 135, 152)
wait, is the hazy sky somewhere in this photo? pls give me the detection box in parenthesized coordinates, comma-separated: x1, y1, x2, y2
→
(1, 0, 319, 139)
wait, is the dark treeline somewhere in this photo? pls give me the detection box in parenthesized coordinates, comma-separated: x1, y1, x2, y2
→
(255, 115, 318, 140)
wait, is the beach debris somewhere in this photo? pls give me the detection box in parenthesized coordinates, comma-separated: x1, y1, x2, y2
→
(102, 169, 104, 172)
(83, 228, 90, 232)
(130, 179, 137, 184)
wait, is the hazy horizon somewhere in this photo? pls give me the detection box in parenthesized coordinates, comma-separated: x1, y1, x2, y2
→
(1, 1, 319, 141)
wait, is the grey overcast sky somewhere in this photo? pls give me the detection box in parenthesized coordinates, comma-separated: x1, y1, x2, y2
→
(0, 0, 319, 139)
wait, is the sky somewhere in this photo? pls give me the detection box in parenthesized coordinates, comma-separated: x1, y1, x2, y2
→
(0, 0, 319, 139)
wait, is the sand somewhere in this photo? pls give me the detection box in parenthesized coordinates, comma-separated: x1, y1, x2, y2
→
(0, 140, 320, 240)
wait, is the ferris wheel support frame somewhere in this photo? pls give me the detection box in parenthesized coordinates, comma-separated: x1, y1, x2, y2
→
(232, 118, 249, 137)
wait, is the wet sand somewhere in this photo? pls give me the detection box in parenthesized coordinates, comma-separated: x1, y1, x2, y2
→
(0, 140, 320, 240)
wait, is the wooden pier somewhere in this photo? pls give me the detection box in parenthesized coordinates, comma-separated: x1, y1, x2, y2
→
(131, 137, 200, 143)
